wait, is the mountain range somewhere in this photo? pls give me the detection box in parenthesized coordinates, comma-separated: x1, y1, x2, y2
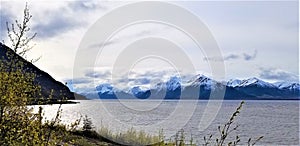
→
(82, 74, 299, 100)
(2, 42, 298, 101)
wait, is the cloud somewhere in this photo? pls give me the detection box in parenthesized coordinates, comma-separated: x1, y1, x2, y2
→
(87, 40, 116, 50)
(69, 68, 184, 91)
(204, 50, 257, 62)
(204, 53, 240, 61)
(68, 1, 107, 11)
(224, 54, 239, 60)
(203, 56, 223, 62)
(0, 5, 14, 42)
(33, 15, 82, 39)
(65, 78, 92, 84)
(84, 70, 111, 78)
(32, 6, 85, 39)
(243, 49, 257, 61)
(32, 1, 108, 39)
(259, 67, 299, 82)
(128, 78, 151, 85)
(86, 27, 157, 50)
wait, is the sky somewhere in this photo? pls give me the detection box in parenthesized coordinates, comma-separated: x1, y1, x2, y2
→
(0, 0, 299, 92)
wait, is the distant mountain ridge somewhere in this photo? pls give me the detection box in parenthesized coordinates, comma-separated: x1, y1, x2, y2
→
(0, 43, 75, 100)
(83, 74, 299, 100)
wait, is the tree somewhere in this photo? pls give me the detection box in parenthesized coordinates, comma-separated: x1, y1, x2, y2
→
(5, 2, 40, 63)
(0, 3, 63, 145)
(83, 115, 94, 132)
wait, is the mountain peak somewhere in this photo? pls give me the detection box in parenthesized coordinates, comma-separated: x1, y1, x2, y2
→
(192, 74, 209, 80)
(275, 82, 300, 90)
(96, 83, 114, 94)
(239, 77, 275, 88)
(227, 79, 242, 87)
(187, 74, 214, 88)
(92, 75, 299, 100)
(166, 76, 181, 91)
(131, 86, 151, 99)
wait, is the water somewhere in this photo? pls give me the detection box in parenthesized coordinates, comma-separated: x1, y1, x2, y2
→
(32, 100, 299, 145)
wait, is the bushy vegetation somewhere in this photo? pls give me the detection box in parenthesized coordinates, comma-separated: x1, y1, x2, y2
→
(0, 3, 70, 145)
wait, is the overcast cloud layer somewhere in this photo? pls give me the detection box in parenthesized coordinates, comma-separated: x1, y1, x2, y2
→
(0, 1, 298, 92)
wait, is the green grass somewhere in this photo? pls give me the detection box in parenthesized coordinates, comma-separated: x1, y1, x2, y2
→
(61, 101, 263, 146)
(64, 127, 193, 146)
(98, 126, 163, 145)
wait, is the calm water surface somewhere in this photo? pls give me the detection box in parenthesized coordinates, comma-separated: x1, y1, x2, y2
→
(33, 100, 299, 145)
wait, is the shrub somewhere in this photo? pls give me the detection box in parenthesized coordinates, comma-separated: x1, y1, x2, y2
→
(0, 3, 67, 145)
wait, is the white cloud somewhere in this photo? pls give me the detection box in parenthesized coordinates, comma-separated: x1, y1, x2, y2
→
(259, 67, 299, 82)
(1, 1, 298, 86)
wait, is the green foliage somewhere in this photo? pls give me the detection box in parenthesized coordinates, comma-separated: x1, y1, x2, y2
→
(0, 52, 59, 145)
(83, 115, 94, 132)
(0, 39, 48, 145)
(0, 3, 69, 145)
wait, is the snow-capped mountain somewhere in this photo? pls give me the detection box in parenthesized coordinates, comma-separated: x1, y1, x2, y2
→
(84, 75, 299, 100)
(96, 83, 115, 94)
(187, 74, 212, 86)
(186, 74, 218, 91)
(227, 79, 242, 87)
(237, 77, 276, 88)
(95, 83, 117, 99)
(131, 86, 151, 99)
(274, 82, 300, 90)
(166, 76, 181, 91)
(164, 76, 181, 99)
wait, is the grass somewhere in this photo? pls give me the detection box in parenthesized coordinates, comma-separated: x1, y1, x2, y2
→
(60, 101, 263, 146)
(98, 126, 163, 145)
(19, 101, 261, 146)
(63, 127, 194, 146)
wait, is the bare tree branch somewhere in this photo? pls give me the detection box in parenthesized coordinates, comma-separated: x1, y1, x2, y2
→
(5, 2, 40, 63)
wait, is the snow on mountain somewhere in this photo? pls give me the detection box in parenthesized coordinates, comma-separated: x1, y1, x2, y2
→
(227, 79, 242, 87)
(131, 86, 150, 95)
(237, 77, 276, 88)
(275, 82, 300, 90)
(152, 82, 165, 92)
(92, 75, 299, 99)
(131, 86, 151, 99)
(96, 83, 115, 94)
(187, 74, 216, 90)
(149, 76, 181, 91)
(166, 76, 181, 91)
